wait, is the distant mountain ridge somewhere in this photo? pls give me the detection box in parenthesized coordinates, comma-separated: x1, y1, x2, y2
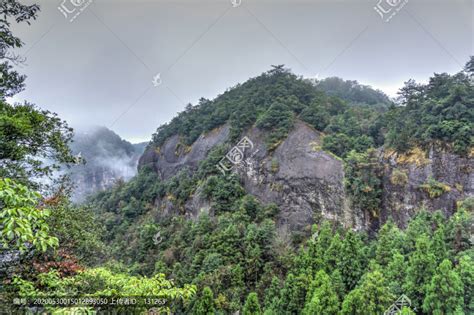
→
(69, 126, 147, 202)
(315, 76, 391, 107)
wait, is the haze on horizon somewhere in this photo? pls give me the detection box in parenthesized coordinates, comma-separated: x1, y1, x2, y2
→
(9, 0, 473, 143)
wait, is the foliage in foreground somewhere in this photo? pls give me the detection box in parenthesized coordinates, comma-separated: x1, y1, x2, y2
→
(13, 267, 196, 314)
(0, 100, 76, 189)
(0, 178, 58, 253)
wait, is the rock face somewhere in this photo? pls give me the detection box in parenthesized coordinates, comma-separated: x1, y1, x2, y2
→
(139, 124, 230, 180)
(236, 120, 350, 231)
(138, 121, 473, 232)
(380, 147, 473, 228)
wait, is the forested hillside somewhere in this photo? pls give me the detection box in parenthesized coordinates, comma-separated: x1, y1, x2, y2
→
(0, 1, 473, 314)
(86, 60, 472, 313)
(149, 65, 392, 158)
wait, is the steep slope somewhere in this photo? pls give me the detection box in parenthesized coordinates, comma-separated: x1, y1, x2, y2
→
(380, 147, 473, 227)
(136, 65, 472, 232)
(87, 63, 473, 314)
(139, 118, 472, 232)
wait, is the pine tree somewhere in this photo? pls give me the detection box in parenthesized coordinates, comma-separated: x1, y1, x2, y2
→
(457, 254, 474, 313)
(423, 259, 464, 314)
(431, 226, 448, 264)
(385, 250, 407, 297)
(375, 220, 404, 266)
(303, 270, 339, 315)
(324, 233, 342, 273)
(405, 211, 432, 251)
(446, 208, 472, 255)
(243, 292, 262, 315)
(276, 273, 309, 314)
(306, 221, 333, 274)
(195, 286, 215, 315)
(263, 276, 281, 311)
(337, 230, 366, 292)
(403, 234, 436, 309)
(330, 269, 345, 302)
(340, 269, 394, 315)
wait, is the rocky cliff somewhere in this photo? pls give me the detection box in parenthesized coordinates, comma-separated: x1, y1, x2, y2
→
(380, 147, 473, 228)
(139, 120, 473, 232)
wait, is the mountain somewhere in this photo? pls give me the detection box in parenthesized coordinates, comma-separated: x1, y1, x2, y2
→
(68, 126, 147, 202)
(315, 76, 392, 107)
(134, 65, 471, 229)
(94, 63, 473, 242)
(139, 118, 472, 232)
(87, 63, 473, 313)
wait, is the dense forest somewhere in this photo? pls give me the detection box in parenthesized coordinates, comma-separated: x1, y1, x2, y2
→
(1, 1, 473, 314)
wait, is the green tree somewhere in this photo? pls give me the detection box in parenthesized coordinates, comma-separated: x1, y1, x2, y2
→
(341, 269, 394, 315)
(375, 220, 405, 266)
(256, 100, 294, 148)
(344, 149, 382, 218)
(0, 101, 75, 187)
(240, 195, 262, 221)
(263, 276, 280, 312)
(45, 198, 105, 265)
(276, 273, 309, 314)
(385, 251, 407, 297)
(302, 221, 333, 274)
(330, 269, 345, 302)
(386, 59, 473, 155)
(243, 292, 262, 315)
(0, 0, 39, 98)
(13, 267, 196, 314)
(456, 254, 474, 313)
(404, 234, 436, 309)
(0, 178, 58, 252)
(405, 211, 432, 251)
(315, 77, 391, 107)
(423, 259, 464, 314)
(446, 208, 473, 255)
(322, 133, 353, 158)
(299, 101, 330, 131)
(195, 286, 215, 315)
(431, 226, 448, 264)
(324, 233, 342, 273)
(203, 174, 245, 213)
(303, 270, 339, 315)
(338, 230, 366, 292)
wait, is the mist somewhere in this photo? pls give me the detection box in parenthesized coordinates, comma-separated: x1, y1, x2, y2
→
(67, 125, 147, 202)
(9, 0, 472, 142)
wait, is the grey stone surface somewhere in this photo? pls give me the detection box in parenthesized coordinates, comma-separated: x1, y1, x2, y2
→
(139, 124, 230, 180)
(138, 120, 473, 232)
(379, 147, 473, 228)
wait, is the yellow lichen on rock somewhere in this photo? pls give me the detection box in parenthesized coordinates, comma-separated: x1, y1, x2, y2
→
(309, 141, 322, 152)
(386, 147, 430, 167)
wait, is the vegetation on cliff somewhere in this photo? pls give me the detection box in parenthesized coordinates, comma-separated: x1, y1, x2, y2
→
(0, 1, 473, 313)
(86, 58, 473, 313)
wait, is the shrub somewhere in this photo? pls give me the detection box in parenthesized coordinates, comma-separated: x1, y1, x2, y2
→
(419, 177, 451, 199)
(270, 158, 279, 173)
(344, 149, 382, 217)
(390, 169, 409, 186)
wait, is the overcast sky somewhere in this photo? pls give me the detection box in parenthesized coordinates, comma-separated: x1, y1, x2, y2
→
(9, 0, 473, 142)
